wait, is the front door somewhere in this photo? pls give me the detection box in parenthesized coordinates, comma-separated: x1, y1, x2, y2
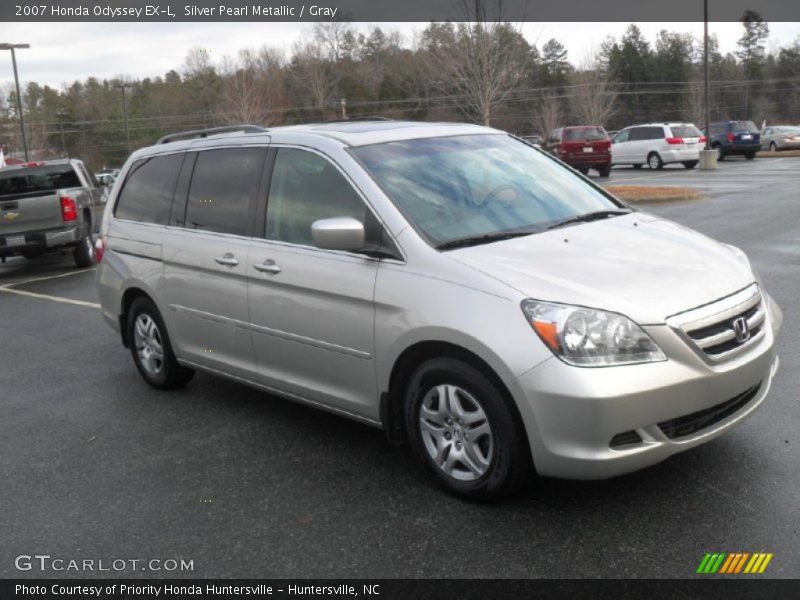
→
(246, 147, 379, 419)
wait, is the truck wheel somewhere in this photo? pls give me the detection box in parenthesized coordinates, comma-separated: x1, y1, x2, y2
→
(597, 164, 612, 178)
(73, 230, 97, 268)
(127, 297, 195, 390)
(714, 144, 725, 161)
(404, 357, 532, 501)
(745, 153, 756, 160)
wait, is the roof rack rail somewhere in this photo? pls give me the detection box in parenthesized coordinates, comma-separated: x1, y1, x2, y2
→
(302, 116, 394, 125)
(157, 124, 268, 145)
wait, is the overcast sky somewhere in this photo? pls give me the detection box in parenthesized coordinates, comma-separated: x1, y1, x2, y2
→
(1, 21, 799, 89)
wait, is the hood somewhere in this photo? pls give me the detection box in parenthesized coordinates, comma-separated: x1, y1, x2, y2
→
(449, 213, 754, 324)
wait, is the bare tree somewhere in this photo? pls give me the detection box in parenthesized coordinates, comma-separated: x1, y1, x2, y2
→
(568, 51, 618, 127)
(533, 91, 563, 138)
(682, 75, 707, 127)
(420, 1, 534, 125)
(216, 47, 287, 126)
(291, 40, 337, 111)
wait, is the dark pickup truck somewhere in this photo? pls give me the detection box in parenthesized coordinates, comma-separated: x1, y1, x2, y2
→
(0, 159, 106, 267)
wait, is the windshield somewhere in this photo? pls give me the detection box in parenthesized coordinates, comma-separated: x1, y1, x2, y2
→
(564, 127, 607, 141)
(351, 134, 623, 247)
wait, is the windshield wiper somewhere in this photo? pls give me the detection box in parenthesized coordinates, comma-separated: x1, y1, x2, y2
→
(546, 209, 631, 231)
(436, 230, 538, 251)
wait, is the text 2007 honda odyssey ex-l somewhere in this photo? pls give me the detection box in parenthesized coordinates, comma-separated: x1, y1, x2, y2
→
(96, 121, 782, 499)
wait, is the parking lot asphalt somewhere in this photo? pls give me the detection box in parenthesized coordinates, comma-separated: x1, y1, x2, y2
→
(1, 157, 798, 579)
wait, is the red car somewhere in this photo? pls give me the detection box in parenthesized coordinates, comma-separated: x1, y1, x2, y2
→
(545, 126, 612, 177)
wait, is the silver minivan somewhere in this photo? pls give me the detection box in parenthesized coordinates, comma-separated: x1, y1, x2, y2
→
(97, 121, 782, 499)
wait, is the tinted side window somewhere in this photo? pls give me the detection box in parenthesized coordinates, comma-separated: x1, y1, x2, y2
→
(646, 127, 664, 140)
(184, 148, 266, 236)
(628, 128, 646, 141)
(114, 153, 184, 225)
(265, 148, 367, 246)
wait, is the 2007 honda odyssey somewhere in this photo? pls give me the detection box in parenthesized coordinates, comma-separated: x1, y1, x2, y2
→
(97, 121, 782, 499)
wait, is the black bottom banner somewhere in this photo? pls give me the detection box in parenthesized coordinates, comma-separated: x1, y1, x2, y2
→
(3, 579, 800, 600)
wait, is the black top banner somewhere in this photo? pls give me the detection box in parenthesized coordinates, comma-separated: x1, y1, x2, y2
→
(4, 0, 800, 22)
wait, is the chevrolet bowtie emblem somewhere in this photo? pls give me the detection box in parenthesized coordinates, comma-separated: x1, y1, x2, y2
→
(2, 212, 19, 221)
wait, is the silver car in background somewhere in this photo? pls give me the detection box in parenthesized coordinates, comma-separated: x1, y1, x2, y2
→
(96, 121, 782, 500)
(761, 125, 800, 152)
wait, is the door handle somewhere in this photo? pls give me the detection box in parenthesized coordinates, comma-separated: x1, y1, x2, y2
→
(253, 259, 281, 274)
(214, 253, 239, 267)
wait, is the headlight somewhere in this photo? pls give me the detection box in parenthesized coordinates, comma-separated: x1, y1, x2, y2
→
(521, 300, 666, 367)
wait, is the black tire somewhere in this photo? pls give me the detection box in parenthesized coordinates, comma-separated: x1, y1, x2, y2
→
(714, 144, 725, 161)
(72, 226, 97, 268)
(745, 153, 756, 160)
(127, 297, 195, 390)
(769, 142, 777, 152)
(647, 152, 664, 170)
(577, 166, 589, 175)
(597, 164, 612, 178)
(404, 357, 532, 501)
(682, 160, 698, 169)
(22, 248, 45, 259)
(632, 164, 643, 170)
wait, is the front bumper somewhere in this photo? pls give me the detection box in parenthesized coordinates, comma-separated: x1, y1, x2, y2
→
(515, 297, 782, 480)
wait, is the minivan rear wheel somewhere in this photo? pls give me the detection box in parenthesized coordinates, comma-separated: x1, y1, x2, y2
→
(647, 152, 664, 170)
(127, 297, 194, 390)
(404, 357, 531, 500)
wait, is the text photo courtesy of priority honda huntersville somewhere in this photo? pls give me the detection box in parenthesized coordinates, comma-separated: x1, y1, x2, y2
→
(95, 121, 781, 500)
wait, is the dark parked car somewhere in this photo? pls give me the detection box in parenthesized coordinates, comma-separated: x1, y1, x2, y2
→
(707, 121, 760, 160)
(545, 126, 612, 177)
(520, 134, 543, 146)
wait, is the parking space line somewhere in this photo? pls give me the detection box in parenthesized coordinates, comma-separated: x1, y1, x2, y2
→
(0, 286, 100, 308)
(0, 267, 95, 289)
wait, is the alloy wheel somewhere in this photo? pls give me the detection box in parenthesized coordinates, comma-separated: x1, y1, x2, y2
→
(133, 314, 165, 376)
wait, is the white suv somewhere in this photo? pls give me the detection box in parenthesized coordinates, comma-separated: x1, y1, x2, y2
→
(611, 123, 704, 170)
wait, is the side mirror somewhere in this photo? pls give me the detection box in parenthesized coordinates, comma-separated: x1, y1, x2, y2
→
(311, 217, 365, 252)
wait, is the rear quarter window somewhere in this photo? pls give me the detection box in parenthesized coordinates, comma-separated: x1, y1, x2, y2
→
(114, 153, 185, 225)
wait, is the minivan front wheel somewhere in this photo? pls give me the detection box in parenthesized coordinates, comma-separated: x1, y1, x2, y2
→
(127, 297, 194, 390)
(404, 357, 531, 500)
(647, 152, 664, 170)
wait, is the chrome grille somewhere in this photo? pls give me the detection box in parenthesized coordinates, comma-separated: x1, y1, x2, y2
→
(667, 284, 765, 363)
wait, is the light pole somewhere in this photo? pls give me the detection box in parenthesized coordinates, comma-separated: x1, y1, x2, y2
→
(699, 0, 718, 169)
(115, 82, 133, 155)
(0, 43, 31, 161)
(704, 0, 710, 151)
